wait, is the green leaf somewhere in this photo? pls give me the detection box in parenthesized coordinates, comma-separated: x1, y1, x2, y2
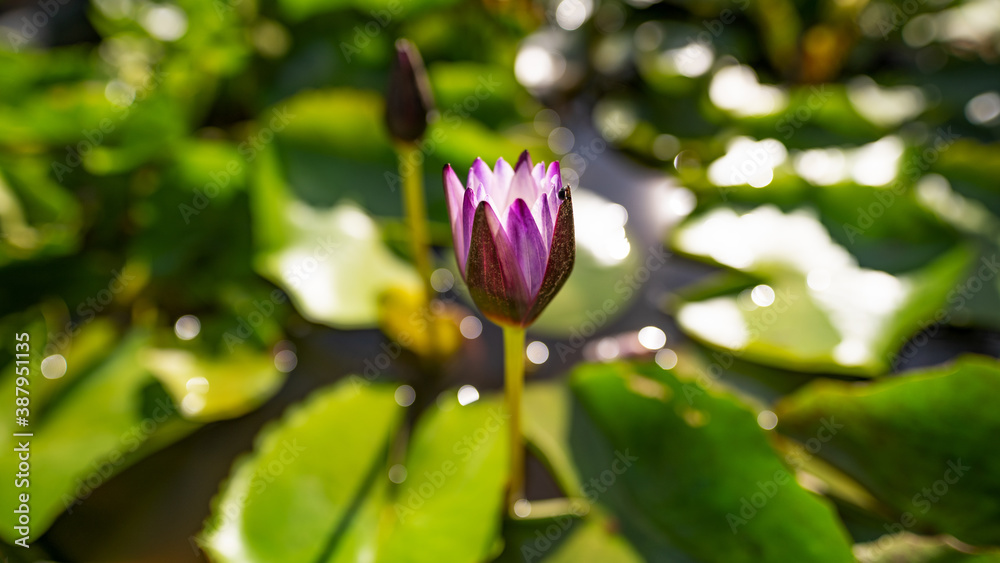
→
(277, 0, 462, 22)
(775, 355, 1000, 546)
(524, 382, 583, 498)
(377, 395, 508, 563)
(855, 532, 1000, 562)
(250, 144, 422, 329)
(569, 360, 856, 563)
(201, 380, 403, 563)
(543, 516, 644, 563)
(273, 89, 396, 166)
(0, 81, 120, 146)
(141, 348, 286, 422)
(497, 509, 642, 563)
(671, 205, 975, 375)
(427, 62, 521, 130)
(201, 382, 509, 563)
(0, 160, 82, 265)
(269, 87, 542, 219)
(0, 327, 197, 542)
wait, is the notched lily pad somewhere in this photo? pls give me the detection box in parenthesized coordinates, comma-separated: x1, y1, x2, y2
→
(200, 381, 509, 563)
(201, 380, 403, 563)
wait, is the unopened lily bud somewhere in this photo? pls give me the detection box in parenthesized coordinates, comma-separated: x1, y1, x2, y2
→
(385, 38, 435, 143)
(443, 151, 576, 327)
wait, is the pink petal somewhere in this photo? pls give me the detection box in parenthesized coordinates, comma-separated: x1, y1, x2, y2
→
(506, 198, 548, 296)
(492, 157, 514, 207)
(459, 187, 477, 276)
(545, 161, 562, 196)
(465, 200, 531, 325)
(505, 150, 540, 211)
(469, 157, 492, 193)
(444, 164, 467, 273)
(525, 188, 575, 325)
(443, 164, 465, 226)
(531, 162, 545, 187)
(532, 194, 554, 247)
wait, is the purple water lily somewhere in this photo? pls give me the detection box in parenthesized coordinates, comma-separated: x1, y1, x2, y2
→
(444, 151, 575, 327)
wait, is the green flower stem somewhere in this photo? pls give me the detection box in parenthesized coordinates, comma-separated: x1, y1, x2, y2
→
(398, 143, 433, 296)
(503, 324, 526, 513)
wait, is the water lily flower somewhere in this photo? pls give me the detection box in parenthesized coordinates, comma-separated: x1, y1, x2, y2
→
(443, 151, 575, 327)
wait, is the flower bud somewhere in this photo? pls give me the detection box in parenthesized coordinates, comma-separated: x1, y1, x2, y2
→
(443, 151, 575, 327)
(385, 39, 435, 143)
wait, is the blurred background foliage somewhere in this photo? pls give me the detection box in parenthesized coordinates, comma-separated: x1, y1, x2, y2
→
(1, 0, 1000, 560)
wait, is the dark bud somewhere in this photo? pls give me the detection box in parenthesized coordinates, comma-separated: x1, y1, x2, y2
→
(385, 39, 435, 143)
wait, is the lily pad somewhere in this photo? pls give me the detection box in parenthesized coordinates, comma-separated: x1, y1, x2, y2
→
(201, 381, 509, 562)
(671, 205, 974, 375)
(563, 360, 856, 562)
(775, 355, 1000, 546)
(0, 327, 197, 542)
(141, 348, 286, 422)
(524, 382, 584, 498)
(377, 393, 508, 562)
(250, 143, 422, 329)
(271, 87, 540, 217)
(497, 509, 642, 563)
(278, 0, 462, 21)
(855, 532, 1000, 562)
(0, 160, 82, 265)
(201, 380, 402, 563)
(538, 516, 644, 563)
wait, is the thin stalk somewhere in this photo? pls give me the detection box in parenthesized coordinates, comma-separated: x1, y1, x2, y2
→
(503, 324, 526, 514)
(398, 143, 433, 297)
